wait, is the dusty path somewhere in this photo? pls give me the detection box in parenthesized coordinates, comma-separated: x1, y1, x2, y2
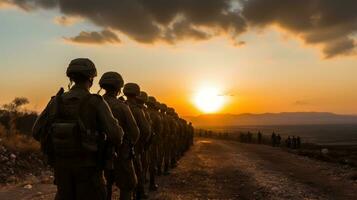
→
(1, 138, 356, 199)
(152, 138, 357, 200)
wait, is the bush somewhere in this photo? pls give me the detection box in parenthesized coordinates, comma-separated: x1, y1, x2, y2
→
(0, 125, 39, 153)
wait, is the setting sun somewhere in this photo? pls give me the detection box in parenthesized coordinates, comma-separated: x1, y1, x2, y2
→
(194, 87, 226, 113)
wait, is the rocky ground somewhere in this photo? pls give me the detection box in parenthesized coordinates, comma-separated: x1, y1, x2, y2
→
(1, 138, 357, 199)
(0, 144, 49, 184)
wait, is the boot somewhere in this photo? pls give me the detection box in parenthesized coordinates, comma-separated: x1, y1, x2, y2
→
(149, 183, 159, 191)
(149, 173, 158, 191)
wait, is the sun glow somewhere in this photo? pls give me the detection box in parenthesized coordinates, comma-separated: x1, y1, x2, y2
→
(194, 87, 226, 113)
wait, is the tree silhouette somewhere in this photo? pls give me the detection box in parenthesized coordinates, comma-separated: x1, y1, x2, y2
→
(2, 97, 30, 135)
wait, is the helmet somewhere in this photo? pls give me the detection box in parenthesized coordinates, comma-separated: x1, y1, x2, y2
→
(168, 107, 175, 115)
(99, 71, 124, 89)
(154, 101, 161, 109)
(123, 83, 140, 96)
(66, 58, 97, 78)
(160, 103, 167, 111)
(148, 96, 156, 104)
(137, 91, 148, 103)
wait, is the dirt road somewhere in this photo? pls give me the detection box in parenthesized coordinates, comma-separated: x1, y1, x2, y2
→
(1, 138, 356, 199)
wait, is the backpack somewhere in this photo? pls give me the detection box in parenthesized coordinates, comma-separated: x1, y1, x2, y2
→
(49, 93, 100, 158)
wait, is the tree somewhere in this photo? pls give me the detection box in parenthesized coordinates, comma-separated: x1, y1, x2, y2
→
(3, 97, 29, 113)
(2, 97, 30, 135)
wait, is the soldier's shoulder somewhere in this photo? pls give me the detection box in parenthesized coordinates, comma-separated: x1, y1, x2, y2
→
(116, 99, 129, 108)
(87, 94, 105, 106)
(91, 93, 104, 100)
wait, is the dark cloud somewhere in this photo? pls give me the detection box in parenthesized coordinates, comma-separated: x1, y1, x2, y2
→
(6, 0, 357, 57)
(241, 0, 357, 58)
(10, 0, 57, 11)
(6, 0, 246, 43)
(64, 30, 121, 45)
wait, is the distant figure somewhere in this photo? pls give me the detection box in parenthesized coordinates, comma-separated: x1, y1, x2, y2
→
(257, 132, 262, 144)
(247, 131, 253, 143)
(239, 133, 245, 143)
(276, 134, 281, 147)
(292, 136, 297, 149)
(296, 137, 301, 149)
(286, 136, 292, 148)
(271, 132, 276, 147)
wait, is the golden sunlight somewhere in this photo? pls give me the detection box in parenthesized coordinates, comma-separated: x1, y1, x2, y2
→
(194, 87, 226, 113)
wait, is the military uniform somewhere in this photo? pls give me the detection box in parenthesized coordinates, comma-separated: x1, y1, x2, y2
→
(32, 59, 124, 200)
(124, 83, 151, 200)
(99, 72, 140, 200)
(146, 96, 163, 190)
(157, 104, 169, 175)
(137, 92, 151, 187)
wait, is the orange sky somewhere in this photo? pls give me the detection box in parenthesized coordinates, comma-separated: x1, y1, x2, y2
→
(1, 4, 357, 116)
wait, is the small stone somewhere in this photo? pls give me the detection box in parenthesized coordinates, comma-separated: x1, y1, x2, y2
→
(271, 186, 279, 191)
(10, 153, 16, 160)
(321, 148, 329, 155)
(24, 184, 32, 189)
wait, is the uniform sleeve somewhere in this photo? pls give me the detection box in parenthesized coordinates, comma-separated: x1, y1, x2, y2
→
(32, 98, 56, 141)
(132, 107, 151, 144)
(97, 99, 124, 146)
(121, 104, 140, 144)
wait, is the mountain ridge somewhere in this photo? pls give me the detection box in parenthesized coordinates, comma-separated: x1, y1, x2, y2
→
(184, 112, 357, 127)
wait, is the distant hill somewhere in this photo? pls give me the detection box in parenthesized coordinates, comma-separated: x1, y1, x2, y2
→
(185, 112, 357, 127)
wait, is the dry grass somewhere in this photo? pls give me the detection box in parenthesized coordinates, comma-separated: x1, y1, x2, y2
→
(0, 124, 40, 152)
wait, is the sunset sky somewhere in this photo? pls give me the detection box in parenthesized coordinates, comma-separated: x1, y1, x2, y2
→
(1, 0, 357, 116)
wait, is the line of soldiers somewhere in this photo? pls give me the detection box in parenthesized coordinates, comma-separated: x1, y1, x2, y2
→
(32, 58, 194, 200)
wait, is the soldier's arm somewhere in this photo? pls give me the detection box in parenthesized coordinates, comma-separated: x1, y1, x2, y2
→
(134, 108, 151, 143)
(157, 115, 164, 136)
(121, 104, 140, 144)
(32, 98, 56, 141)
(96, 98, 124, 146)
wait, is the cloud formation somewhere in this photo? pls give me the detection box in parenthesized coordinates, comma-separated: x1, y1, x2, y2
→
(5, 0, 246, 43)
(64, 30, 121, 45)
(5, 0, 357, 57)
(241, 0, 357, 58)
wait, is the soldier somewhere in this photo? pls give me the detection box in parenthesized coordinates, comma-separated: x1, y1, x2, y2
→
(188, 122, 194, 147)
(296, 136, 301, 149)
(276, 134, 282, 147)
(167, 108, 179, 168)
(136, 91, 151, 186)
(286, 136, 292, 148)
(161, 104, 173, 175)
(247, 131, 252, 143)
(32, 58, 124, 200)
(271, 132, 276, 147)
(292, 136, 297, 149)
(257, 131, 262, 144)
(157, 103, 169, 176)
(146, 96, 163, 191)
(124, 83, 151, 200)
(99, 72, 140, 200)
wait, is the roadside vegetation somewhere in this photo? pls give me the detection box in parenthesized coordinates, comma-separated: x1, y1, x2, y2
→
(0, 97, 39, 152)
